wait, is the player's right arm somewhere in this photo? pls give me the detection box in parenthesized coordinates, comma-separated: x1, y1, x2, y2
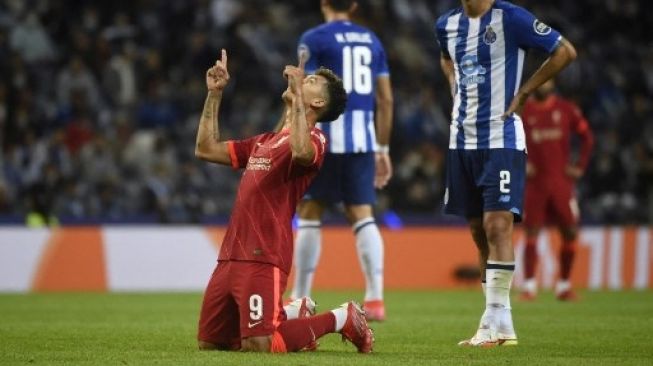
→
(439, 53, 456, 98)
(504, 39, 577, 118)
(195, 49, 232, 165)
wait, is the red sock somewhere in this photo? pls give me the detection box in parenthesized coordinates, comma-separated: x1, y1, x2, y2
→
(524, 237, 538, 279)
(560, 239, 577, 280)
(274, 312, 336, 352)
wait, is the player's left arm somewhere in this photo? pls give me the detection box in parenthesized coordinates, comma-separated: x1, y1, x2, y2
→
(503, 7, 577, 118)
(504, 38, 577, 118)
(195, 49, 232, 165)
(567, 105, 595, 179)
(285, 56, 316, 167)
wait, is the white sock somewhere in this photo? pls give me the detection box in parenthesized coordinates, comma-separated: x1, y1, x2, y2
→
(555, 280, 571, 294)
(522, 278, 537, 295)
(290, 220, 321, 299)
(284, 304, 299, 320)
(331, 306, 348, 332)
(481, 280, 486, 296)
(283, 298, 301, 320)
(353, 218, 384, 301)
(486, 261, 515, 310)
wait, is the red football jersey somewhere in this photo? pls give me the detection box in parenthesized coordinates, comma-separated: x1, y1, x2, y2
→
(522, 95, 593, 187)
(219, 128, 327, 274)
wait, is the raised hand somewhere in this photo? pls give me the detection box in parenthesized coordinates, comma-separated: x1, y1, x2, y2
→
(284, 51, 307, 95)
(206, 49, 229, 93)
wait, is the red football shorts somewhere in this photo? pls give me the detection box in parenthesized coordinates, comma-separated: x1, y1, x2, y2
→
(524, 182, 579, 228)
(197, 261, 288, 348)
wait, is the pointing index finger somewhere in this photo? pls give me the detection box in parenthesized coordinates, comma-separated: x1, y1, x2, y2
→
(221, 49, 228, 69)
(298, 50, 307, 70)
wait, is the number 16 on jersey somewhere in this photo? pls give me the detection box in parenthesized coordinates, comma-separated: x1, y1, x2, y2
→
(342, 46, 372, 94)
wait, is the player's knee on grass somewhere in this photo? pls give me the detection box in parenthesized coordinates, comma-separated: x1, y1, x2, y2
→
(240, 336, 272, 352)
(197, 341, 234, 351)
(198, 341, 219, 350)
(198, 339, 240, 351)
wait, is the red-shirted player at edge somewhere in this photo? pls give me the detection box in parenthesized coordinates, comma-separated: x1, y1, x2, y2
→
(520, 79, 594, 301)
(194, 49, 374, 353)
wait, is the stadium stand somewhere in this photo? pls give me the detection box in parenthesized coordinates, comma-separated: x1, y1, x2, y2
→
(0, 0, 651, 224)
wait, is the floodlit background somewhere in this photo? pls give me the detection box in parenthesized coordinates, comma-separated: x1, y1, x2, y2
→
(0, 0, 651, 225)
(1, 2, 652, 364)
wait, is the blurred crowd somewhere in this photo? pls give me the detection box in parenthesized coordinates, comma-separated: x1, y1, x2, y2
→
(0, 0, 651, 224)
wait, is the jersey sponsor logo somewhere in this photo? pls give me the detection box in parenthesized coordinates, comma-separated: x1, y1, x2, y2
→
(531, 128, 563, 143)
(533, 20, 552, 35)
(247, 157, 272, 171)
(483, 25, 497, 45)
(247, 320, 263, 328)
(499, 195, 511, 203)
(460, 54, 486, 86)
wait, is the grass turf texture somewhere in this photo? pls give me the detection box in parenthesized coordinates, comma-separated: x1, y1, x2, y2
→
(1, 291, 652, 365)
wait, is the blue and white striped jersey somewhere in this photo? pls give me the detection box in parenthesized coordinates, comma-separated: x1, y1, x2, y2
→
(435, 0, 562, 150)
(299, 20, 390, 154)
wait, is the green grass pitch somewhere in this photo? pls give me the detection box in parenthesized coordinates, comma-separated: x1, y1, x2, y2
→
(1, 290, 652, 365)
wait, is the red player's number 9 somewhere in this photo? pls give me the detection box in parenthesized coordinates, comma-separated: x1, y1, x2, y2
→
(249, 294, 263, 321)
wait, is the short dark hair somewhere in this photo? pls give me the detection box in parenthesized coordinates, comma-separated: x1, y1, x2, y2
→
(315, 67, 347, 123)
(325, 0, 355, 12)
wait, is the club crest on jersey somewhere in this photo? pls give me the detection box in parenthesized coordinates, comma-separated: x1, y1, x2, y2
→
(533, 20, 552, 35)
(483, 25, 497, 45)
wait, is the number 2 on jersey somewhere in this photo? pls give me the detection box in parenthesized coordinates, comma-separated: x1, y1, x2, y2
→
(342, 46, 372, 94)
(499, 170, 511, 193)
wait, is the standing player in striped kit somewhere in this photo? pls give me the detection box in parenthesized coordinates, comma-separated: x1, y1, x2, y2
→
(436, 0, 577, 346)
(289, 0, 394, 321)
